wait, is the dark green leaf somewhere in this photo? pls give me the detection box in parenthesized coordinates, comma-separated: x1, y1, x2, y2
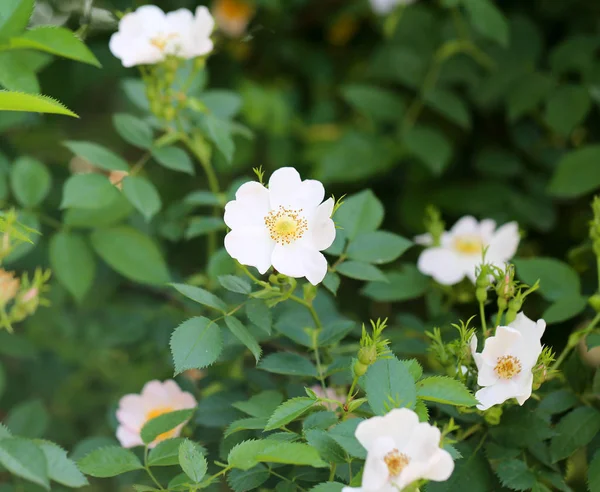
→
(152, 146, 194, 174)
(50, 231, 95, 302)
(225, 316, 261, 362)
(148, 438, 187, 467)
(113, 113, 153, 149)
(463, 0, 509, 46)
(335, 189, 384, 240)
(589, 450, 600, 492)
(6, 399, 48, 438)
(305, 429, 347, 463)
(337, 261, 387, 282)
(403, 125, 452, 175)
(259, 353, 317, 377)
(362, 265, 429, 302)
(548, 145, 600, 198)
(543, 294, 587, 324)
(185, 217, 226, 238)
(219, 275, 251, 294)
(246, 299, 271, 334)
(341, 84, 405, 123)
(495, 459, 536, 491)
(347, 231, 413, 264)
(514, 257, 580, 302)
(63, 141, 129, 172)
(61, 174, 120, 210)
(10, 156, 51, 207)
(228, 464, 269, 492)
(550, 406, 600, 462)
(544, 84, 590, 136)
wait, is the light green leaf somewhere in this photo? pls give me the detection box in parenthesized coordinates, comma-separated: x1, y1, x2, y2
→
(64, 193, 133, 228)
(0, 0, 35, 38)
(90, 226, 170, 285)
(200, 90, 242, 119)
(259, 352, 317, 377)
(337, 261, 387, 282)
(6, 399, 48, 438)
(362, 265, 429, 302)
(61, 174, 120, 210)
(233, 391, 284, 418)
(228, 440, 271, 471)
(0, 52, 39, 92)
(323, 272, 340, 296)
(347, 231, 412, 264)
(140, 409, 194, 445)
(416, 376, 478, 407)
(544, 84, 591, 136)
(341, 84, 405, 123)
(0, 90, 77, 117)
(513, 257, 580, 302)
(170, 316, 223, 374)
(202, 114, 234, 163)
(10, 156, 51, 207)
(148, 438, 187, 467)
(219, 275, 251, 294)
(185, 216, 226, 238)
(152, 146, 194, 174)
(255, 442, 327, 468)
(36, 440, 88, 488)
(463, 0, 509, 47)
(179, 440, 207, 483)
(113, 113, 153, 149)
(548, 145, 600, 198)
(225, 417, 268, 437)
(171, 283, 227, 312)
(550, 407, 600, 462)
(225, 316, 261, 363)
(8, 27, 100, 67)
(49, 231, 95, 302)
(77, 446, 143, 477)
(265, 397, 315, 431)
(0, 437, 48, 489)
(310, 483, 345, 492)
(63, 141, 129, 172)
(403, 125, 452, 175)
(122, 176, 162, 221)
(335, 189, 384, 240)
(364, 357, 417, 414)
(543, 294, 587, 324)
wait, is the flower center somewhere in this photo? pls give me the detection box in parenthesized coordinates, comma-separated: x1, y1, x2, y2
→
(150, 33, 179, 52)
(145, 407, 176, 441)
(384, 449, 410, 477)
(494, 355, 522, 379)
(453, 235, 483, 255)
(264, 206, 308, 245)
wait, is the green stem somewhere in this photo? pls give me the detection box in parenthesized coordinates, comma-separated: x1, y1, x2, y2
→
(269, 469, 306, 491)
(456, 423, 482, 441)
(494, 307, 504, 331)
(553, 312, 600, 370)
(329, 463, 337, 481)
(345, 377, 358, 406)
(209, 465, 232, 481)
(144, 446, 165, 490)
(479, 301, 488, 336)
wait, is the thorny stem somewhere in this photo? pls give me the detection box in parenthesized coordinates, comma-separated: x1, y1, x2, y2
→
(552, 312, 600, 370)
(144, 446, 165, 490)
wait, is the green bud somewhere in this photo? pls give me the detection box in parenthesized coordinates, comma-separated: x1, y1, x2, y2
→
(532, 364, 547, 390)
(303, 283, 317, 303)
(476, 287, 487, 304)
(347, 397, 368, 413)
(483, 406, 503, 425)
(358, 345, 378, 366)
(497, 297, 508, 311)
(505, 309, 517, 324)
(590, 294, 600, 313)
(353, 360, 368, 378)
(508, 298, 522, 313)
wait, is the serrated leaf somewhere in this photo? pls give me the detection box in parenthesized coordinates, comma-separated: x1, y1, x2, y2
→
(259, 352, 317, 377)
(256, 442, 327, 467)
(489, 407, 555, 448)
(61, 174, 120, 210)
(550, 406, 600, 462)
(219, 275, 252, 294)
(225, 417, 268, 437)
(0, 90, 77, 117)
(335, 189, 384, 240)
(265, 397, 315, 431)
(10, 156, 51, 207)
(305, 429, 347, 463)
(0, 437, 49, 489)
(113, 113, 153, 148)
(228, 440, 271, 470)
(228, 464, 269, 492)
(148, 438, 187, 467)
(0, 0, 35, 38)
(63, 141, 129, 172)
(225, 316, 261, 363)
(77, 446, 143, 477)
(179, 440, 207, 483)
(233, 391, 284, 418)
(416, 376, 478, 407)
(122, 176, 162, 221)
(170, 316, 223, 374)
(495, 460, 536, 491)
(140, 409, 194, 445)
(327, 419, 366, 459)
(171, 283, 227, 312)
(50, 231, 95, 302)
(364, 357, 417, 414)
(36, 440, 88, 488)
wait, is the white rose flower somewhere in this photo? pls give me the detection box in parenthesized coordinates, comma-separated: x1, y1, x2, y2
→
(116, 380, 196, 448)
(416, 216, 520, 285)
(342, 408, 454, 492)
(470, 312, 546, 411)
(224, 167, 336, 285)
(370, 0, 417, 15)
(109, 5, 215, 67)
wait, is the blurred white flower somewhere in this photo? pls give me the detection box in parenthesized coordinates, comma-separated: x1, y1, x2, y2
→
(471, 312, 546, 411)
(342, 408, 454, 492)
(416, 216, 520, 285)
(370, 0, 417, 15)
(213, 0, 254, 38)
(116, 380, 196, 448)
(224, 167, 336, 285)
(109, 5, 214, 67)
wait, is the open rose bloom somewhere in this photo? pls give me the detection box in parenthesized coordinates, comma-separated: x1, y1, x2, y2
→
(116, 380, 196, 448)
(416, 216, 520, 285)
(343, 409, 454, 492)
(109, 5, 215, 67)
(224, 167, 336, 285)
(471, 312, 546, 411)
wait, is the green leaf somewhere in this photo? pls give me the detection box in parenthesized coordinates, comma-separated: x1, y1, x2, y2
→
(543, 294, 587, 324)
(428, 441, 493, 492)
(228, 440, 271, 471)
(319, 320, 355, 346)
(0, 90, 77, 117)
(507, 72, 555, 121)
(148, 438, 187, 467)
(8, 27, 100, 67)
(179, 440, 207, 483)
(347, 231, 412, 264)
(341, 84, 405, 123)
(49, 231, 96, 302)
(170, 316, 223, 374)
(184, 190, 221, 207)
(152, 146, 194, 175)
(225, 316, 261, 363)
(63, 141, 129, 172)
(327, 419, 366, 459)
(113, 113, 153, 149)
(6, 399, 48, 438)
(246, 299, 271, 333)
(0, 437, 48, 489)
(550, 406, 600, 462)
(36, 440, 88, 488)
(225, 417, 268, 437)
(310, 483, 344, 492)
(122, 176, 162, 221)
(61, 174, 121, 209)
(474, 148, 523, 179)
(337, 261, 387, 282)
(219, 275, 252, 294)
(77, 446, 143, 477)
(495, 460, 536, 491)
(228, 465, 269, 492)
(589, 450, 600, 492)
(255, 442, 327, 467)
(588, 333, 600, 351)
(305, 429, 347, 463)
(203, 114, 234, 162)
(10, 156, 51, 207)
(490, 407, 555, 448)
(64, 193, 133, 228)
(403, 125, 452, 175)
(416, 376, 478, 407)
(0, 52, 39, 93)
(335, 189, 384, 240)
(544, 84, 591, 136)
(259, 352, 317, 377)
(364, 357, 417, 414)
(200, 90, 242, 119)
(140, 409, 194, 445)
(171, 283, 227, 312)
(514, 257, 580, 302)
(185, 216, 226, 239)
(233, 391, 284, 418)
(90, 226, 170, 285)
(0, 0, 35, 38)
(265, 397, 315, 431)
(548, 145, 600, 198)
(538, 390, 579, 415)
(362, 265, 429, 302)
(463, 0, 509, 47)
(424, 88, 471, 129)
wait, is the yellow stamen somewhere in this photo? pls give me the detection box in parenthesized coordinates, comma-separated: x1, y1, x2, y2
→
(494, 355, 522, 379)
(150, 33, 179, 52)
(454, 235, 483, 255)
(264, 206, 308, 245)
(384, 449, 410, 477)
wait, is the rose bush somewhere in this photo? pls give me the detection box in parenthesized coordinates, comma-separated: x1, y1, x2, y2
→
(0, 0, 599, 491)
